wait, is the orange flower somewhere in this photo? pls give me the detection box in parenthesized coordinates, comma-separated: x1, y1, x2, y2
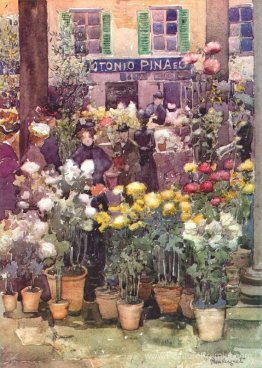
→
(91, 184, 108, 197)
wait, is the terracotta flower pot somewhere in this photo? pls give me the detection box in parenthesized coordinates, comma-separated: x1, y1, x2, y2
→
(21, 287, 43, 313)
(49, 299, 69, 320)
(117, 299, 144, 331)
(225, 265, 240, 285)
(138, 278, 153, 302)
(192, 302, 226, 342)
(153, 285, 183, 314)
(179, 288, 195, 319)
(230, 249, 251, 276)
(1, 291, 18, 313)
(158, 142, 167, 152)
(95, 287, 120, 319)
(45, 267, 88, 315)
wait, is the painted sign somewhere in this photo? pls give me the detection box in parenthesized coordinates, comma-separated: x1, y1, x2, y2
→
(89, 57, 191, 73)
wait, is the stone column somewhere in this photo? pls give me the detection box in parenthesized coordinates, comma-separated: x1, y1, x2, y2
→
(19, 0, 48, 157)
(206, 0, 229, 81)
(240, 0, 262, 305)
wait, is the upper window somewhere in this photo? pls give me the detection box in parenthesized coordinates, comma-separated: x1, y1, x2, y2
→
(59, 10, 112, 56)
(229, 6, 253, 54)
(137, 8, 190, 55)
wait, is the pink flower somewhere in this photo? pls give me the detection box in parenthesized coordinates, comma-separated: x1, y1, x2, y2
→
(203, 59, 221, 75)
(100, 117, 113, 127)
(204, 41, 221, 55)
(229, 71, 243, 82)
(211, 196, 222, 206)
(198, 162, 212, 174)
(183, 52, 199, 65)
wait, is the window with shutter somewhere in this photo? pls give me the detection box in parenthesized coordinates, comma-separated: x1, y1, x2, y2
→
(178, 9, 190, 53)
(59, 12, 73, 54)
(137, 10, 151, 55)
(102, 12, 112, 55)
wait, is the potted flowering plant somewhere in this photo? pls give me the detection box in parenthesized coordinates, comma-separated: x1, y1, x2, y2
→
(0, 259, 18, 313)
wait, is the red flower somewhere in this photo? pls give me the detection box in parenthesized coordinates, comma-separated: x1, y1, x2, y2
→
(223, 159, 235, 170)
(217, 170, 230, 181)
(204, 41, 221, 55)
(203, 59, 221, 75)
(209, 172, 220, 181)
(200, 180, 213, 193)
(183, 52, 199, 65)
(211, 196, 222, 206)
(100, 117, 113, 127)
(198, 162, 212, 174)
(183, 182, 200, 194)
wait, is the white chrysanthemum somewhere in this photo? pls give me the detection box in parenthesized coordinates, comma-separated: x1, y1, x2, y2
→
(38, 241, 57, 259)
(205, 220, 223, 236)
(44, 175, 62, 185)
(32, 220, 49, 239)
(82, 219, 94, 232)
(220, 212, 235, 227)
(112, 185, 124, 196)
(17, 201, 30, 209)
(154, 129, 170, 141)
(37, 197, 54, 212)
(80, 159, 95, 179)
(183, 220, 198, 237)
(30, 122, 50, 137)
(78, 193, 91, 205)
(63, 159, 81, 184)
(21, 191, 30, 200)
(127, 101, 137, 118)
(0, 235, 13, 255)
(85, 206, 97, 218)
(21, 161, 40, 174)
(209, 234, 223, 249)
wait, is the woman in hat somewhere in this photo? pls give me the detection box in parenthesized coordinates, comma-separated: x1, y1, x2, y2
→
(134, 111, 159, 192)
(113, 123, 141, 186)
(71, 119, 112, 185)
(0, 122, 20, 220)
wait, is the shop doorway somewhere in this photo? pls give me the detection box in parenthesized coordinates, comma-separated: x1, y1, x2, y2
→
(105, 81, 138, 109)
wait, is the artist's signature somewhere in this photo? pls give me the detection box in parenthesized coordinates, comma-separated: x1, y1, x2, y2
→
(210, 354, 246, 366)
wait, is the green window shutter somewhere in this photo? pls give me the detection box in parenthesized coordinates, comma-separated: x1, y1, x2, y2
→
(59, 12, 73, 54)
(137, 10, 150, 55)
(102, 12, 112, 55)
(179, 9, 190, 53)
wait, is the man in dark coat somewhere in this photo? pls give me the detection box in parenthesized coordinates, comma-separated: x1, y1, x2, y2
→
(71, 119, 112, 185)
(40, 111, 62, 171)
(134, 111, 159, 192)
(113, 123, 141, 186)
(145, 91, 166, 125)
(0, 122, 20, 220)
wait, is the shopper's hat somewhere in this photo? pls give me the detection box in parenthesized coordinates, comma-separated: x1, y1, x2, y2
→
(0, 121, 20, 135)
(116, 123, 130, 132)
(153, 91, 164, 99)
(137, 109, 150, 124)
(74, 118, 96, 136)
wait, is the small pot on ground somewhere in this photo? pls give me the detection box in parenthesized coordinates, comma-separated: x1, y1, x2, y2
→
(117, 299, 144, 331)
(225, 265, 240, 285)
(192, 299, 226, 342)
(49, 299, 69, 320)
(21, 286, 43, 313)
(138, 277, 153, 302)
(225, 285, 240, 306)
(179, 288, 195, 319)
(95, 287, 120, 319)
(1, 291, 18, 313)
(153, 284, 183, 314)
(158, 142, 167, 152)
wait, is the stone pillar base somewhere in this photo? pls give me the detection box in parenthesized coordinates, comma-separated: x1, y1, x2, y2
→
(240, 267, 262, 305)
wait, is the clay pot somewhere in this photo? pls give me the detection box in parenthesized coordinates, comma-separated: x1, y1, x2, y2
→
(45, 267, 88, 314)
(153, 285, 183, 314)
(225, 265, 240, 285)
(179, 288, 195, 319)
(117, 299, 144, 331)
(105, 171, 119, 190)
(230, 249, 251, 276)
(158, 142, 167, 152)
(138, 278, 153, 302)
(49, 299, 69, 320)
(225, 285, 240, 306)
(1, 291, 18, 313)
(192, 302, 226, 342)
(21, 287, 43, 313)
(95, 287, 120, 319)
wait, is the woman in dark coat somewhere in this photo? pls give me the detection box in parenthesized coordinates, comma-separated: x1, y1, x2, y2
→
(0, 122, 20, 220)
(71, 119, 112, 185)
(134, 111, 159, 192)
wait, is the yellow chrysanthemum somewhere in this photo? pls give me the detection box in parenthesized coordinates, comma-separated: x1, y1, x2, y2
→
(94, 211, 111, 224)
(242, 183, 255, 194)
(126, 182, 147, 198)
(129, 221, 145, 231)
(131, 202, 144, 213)
(180, 201, 191, 213)
(162, 201, 176, 217)
(237, 159, 254, 172)
(223, 191, 237, 201)
(111, 214, 129, 230)
(128, 211, 139, 222)
(108, 206, 120, 212)
(173, 191, 189, 202)
(119, 203, 130, 213)
(13, 175, 26, 187)
(192, 214, 204, 224)
(181, 212, 191, 222)
(160, 189, 175, 201)
(98, 223, 109, 232)
(183, 162, 198, 173)
(144, 192, 162, 210)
